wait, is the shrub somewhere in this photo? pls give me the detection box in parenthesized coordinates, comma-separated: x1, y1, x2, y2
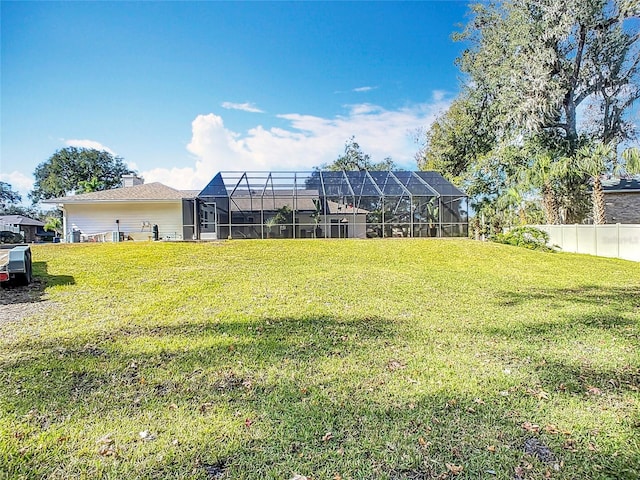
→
(491, 226, 554, 252)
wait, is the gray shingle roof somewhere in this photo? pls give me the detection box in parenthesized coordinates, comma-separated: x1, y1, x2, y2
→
(0, 215, 46, 227)
(602, 176, 640, 192)
(43, 183, 198, 203)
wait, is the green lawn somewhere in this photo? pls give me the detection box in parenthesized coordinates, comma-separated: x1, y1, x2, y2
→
(1, 239, 639, 479)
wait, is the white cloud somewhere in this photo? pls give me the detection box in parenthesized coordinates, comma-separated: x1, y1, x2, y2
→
(0, 170, 34, 203)
(64, 139, 115, 154)
(142, 96, 451, 191)
(353, 86, 376, 92)
(221, 102, 264, 113)
(432, 90, 448, 102)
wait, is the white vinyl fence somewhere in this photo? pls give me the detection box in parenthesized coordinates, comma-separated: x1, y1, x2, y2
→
(536, 224, 640, 262)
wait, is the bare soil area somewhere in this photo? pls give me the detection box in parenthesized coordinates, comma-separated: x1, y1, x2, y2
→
(0, 278, 53, 324)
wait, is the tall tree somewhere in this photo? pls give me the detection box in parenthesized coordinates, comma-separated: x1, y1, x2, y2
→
(30, 147, 134, 202)
(575, 141, 616, 224)
(456, 0, 639, 149)
(422, 0, 639, 227)
(1, 182, 22, 213)
(322, 136, 396, 171)
(418, 93, 497, 185)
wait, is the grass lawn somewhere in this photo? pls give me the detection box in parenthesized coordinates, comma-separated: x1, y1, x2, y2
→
(1, 239, 639, 479)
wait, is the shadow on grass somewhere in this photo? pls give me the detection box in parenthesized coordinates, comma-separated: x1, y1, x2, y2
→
(485, 284, 639, 337)
(530, 358, 640, 396)
(2, 310, 638, 478)
(34, 261, 76, 288)
(496, 284, 640, 310)
(1, 314, 399, 405)
(0, 261, 75, 305)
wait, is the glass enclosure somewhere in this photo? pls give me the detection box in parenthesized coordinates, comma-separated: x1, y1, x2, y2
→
(197, 171, 468, 239)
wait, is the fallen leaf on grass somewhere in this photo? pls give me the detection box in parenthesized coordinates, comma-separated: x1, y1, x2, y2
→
(586, 386, 602, 396)
(244, 418, 254, 428)
(96, 434, 114, 445)
(544, 424, 560, 434)
(387, 359, 406, 371)
(526, 388, 550, 400)
(487, 445, 496, 452)
(322, 432, 333, 442)
(418, 437, 432, 450)
(98, 445, 117, 456)
(446, 463, 464, 475)
(96, 435, 117, 456)
(522, 422, 541, 433)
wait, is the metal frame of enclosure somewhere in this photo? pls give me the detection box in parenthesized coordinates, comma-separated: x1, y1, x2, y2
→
(196, 171, 468, 240)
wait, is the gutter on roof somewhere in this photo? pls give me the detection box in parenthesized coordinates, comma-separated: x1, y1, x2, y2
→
(43, 198, 187, 204)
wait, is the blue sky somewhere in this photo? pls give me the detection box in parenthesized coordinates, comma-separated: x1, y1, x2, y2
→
(1, 1, 470, 200)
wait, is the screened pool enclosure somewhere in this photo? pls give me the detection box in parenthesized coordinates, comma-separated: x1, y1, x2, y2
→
(195, 171, 468, 240)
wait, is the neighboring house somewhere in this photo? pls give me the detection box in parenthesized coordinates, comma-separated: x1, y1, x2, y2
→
(44, 175, 199, 242)
(0, 215, 47, 242)
(602, 176, 640, 224)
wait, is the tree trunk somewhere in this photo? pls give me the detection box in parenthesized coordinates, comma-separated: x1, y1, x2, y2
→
(542, 184, 560, 225)
(592, 177, 606, 225)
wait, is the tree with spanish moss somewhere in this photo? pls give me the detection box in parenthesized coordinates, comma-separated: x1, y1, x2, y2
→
(420, 0, 640, 226)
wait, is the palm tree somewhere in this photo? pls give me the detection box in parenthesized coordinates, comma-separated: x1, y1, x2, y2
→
(496, 186, 528, 226)
(575, 142, 615, 225)
(622, 147, 640, 174)
(44, 216, 62, 237)
(77, 177, 102, 194)
(526, 153, 561, 225)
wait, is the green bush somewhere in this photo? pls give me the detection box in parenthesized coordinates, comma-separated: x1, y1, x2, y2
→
(491, 226, 554, 251)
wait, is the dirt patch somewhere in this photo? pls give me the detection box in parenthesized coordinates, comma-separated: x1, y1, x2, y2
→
(0, 278, 55, 325)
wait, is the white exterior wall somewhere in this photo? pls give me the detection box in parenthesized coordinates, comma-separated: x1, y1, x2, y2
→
(63, 202, 184, 241)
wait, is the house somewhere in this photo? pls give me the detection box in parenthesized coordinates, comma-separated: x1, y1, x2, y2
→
(44, 175, 200, 242)
(0, 215, 47, 243)
(603, 176, 640, 224)
(44, 170, 468, 242)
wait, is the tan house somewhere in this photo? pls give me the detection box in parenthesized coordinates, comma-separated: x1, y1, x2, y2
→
(44, 176, 199, 242)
